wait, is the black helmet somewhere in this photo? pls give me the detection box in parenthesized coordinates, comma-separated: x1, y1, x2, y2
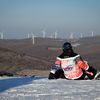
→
(62, 42, 72, 50)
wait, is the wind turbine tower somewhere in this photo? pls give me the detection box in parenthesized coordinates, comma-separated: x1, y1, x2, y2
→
(28, 33, 30, 39)
(92, 31, 94, 37)
(54, 31, 58, 39)
(80, 33, 83, 38)
(32, 34, 35, 45)
(70, 32, 74, 39)
(42, 30, 46, 38)
(0, 32, 3, 39)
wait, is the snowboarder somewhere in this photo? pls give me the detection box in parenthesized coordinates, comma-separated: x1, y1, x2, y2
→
(48, 42, 98, 80)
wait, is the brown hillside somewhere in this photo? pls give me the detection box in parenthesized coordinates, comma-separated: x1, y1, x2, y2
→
(0, 36, 100, 76)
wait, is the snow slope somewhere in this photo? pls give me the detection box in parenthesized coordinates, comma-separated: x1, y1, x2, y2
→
(0, 76, 100, 100)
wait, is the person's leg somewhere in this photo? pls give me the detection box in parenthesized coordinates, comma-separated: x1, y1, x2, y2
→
(86, 66, 97, 79)
(55, 69, 65, 79)
(48, 69, 65, 79)
(75, 70, 86, 80)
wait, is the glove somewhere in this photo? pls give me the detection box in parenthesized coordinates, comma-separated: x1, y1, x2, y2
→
(48, 72, 56, 79)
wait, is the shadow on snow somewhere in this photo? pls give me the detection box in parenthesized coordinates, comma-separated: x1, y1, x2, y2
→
(0, 76, 47, 92)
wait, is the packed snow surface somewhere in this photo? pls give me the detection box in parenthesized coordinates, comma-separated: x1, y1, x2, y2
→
(0, 76, 100, 100)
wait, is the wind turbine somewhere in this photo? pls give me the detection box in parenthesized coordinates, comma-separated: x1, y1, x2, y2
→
(91, 31, 94, 37)
(27, 33, 30, 39)
(70, 32, 74, 39)
(42, 29, 46, 38)
(32, 33, 35, 45)
(80, 33, 83, 38)
(0, 32, 3, 39)
(54, 31, 58, 39)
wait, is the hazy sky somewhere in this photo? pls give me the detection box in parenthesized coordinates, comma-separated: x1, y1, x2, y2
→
(0, 0, 100, 38)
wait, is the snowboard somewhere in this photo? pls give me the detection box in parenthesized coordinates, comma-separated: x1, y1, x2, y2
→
(94, 72, 100, 80)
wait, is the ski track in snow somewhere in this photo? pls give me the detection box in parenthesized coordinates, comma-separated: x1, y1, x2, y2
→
(0, 76, 100, 100)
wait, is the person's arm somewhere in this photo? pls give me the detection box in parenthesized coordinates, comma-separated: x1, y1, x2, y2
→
(48, 58, 61, 79)
(76, 56, 89, 70)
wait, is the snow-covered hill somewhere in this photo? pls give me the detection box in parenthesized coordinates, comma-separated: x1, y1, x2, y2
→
(0, 76, 100, 100)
